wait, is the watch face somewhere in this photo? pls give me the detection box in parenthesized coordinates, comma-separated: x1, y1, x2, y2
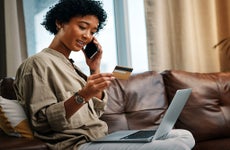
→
(75, 95, 85, 104)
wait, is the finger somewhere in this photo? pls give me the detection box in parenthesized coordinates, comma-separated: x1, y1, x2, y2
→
(88, 76, 114, 87)
(89, 73, 114, 80)
(87, 74, 114, 90)
(93, 80, 113, 90)
(94, 76, 115, 86)
(92, 37, 98, 43)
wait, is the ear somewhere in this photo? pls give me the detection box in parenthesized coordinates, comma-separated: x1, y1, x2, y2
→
(55, 20, 62, 30)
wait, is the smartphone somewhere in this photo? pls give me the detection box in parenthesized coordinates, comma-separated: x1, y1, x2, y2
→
(84, 41, 98, 59)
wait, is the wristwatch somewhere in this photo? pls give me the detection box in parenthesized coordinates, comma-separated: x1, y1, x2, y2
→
(74, 92, 86, 104)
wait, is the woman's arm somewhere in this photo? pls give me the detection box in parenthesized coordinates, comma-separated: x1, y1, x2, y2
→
(64, 73, 114, 119)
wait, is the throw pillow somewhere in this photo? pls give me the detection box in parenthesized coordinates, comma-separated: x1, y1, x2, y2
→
(0, 96, 33, 138)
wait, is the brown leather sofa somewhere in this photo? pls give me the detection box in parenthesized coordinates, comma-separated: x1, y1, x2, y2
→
(1, 70, 230, 150)
(0, 77, 48, 150)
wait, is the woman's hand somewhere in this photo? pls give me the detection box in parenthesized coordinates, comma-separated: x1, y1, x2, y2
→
(84, 38, 102, 74)
(78, 73, 115, 100)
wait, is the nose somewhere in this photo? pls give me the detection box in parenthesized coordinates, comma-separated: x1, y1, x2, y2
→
(83, 30, 92, 40)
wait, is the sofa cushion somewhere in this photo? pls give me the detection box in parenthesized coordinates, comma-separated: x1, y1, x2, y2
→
(162, 70, 230, 142)
(101, 71, 168, 133)
(0, 96, 33, 138)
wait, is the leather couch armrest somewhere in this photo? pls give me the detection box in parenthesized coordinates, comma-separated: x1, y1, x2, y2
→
(161, 70, 230, 142)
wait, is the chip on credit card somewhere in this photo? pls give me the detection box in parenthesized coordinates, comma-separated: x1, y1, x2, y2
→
(112, 65, 133, 80)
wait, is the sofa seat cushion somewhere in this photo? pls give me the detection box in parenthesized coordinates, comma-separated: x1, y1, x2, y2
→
(101, 71, 168, 133)
(162, 70, 230, 142)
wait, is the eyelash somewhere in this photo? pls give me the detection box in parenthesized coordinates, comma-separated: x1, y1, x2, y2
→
(79, 25, 86, 30)
(79, 25, 96, 35)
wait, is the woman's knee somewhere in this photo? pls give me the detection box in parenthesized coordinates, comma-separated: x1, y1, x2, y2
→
(168, 129, 195, 149)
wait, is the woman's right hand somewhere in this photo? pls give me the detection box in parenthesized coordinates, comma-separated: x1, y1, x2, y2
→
(78, 73, 115, 101)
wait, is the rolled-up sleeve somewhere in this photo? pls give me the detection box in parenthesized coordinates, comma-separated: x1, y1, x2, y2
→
(25, 72, 71, 132)
(45, 101, 68, 128)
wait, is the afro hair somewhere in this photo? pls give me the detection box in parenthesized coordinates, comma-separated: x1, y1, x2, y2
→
(41, 0, 107, 35)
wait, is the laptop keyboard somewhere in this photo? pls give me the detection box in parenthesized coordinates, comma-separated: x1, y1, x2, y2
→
(121, 130, 156, 139)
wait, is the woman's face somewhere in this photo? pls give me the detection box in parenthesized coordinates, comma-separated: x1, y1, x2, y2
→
(56, 15, 99, 53)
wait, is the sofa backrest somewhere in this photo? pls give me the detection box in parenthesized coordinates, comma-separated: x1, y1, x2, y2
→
(162, 70, 230, 142)
(101, 71, 168, 133)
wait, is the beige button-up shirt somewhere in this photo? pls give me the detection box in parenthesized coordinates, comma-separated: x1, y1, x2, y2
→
(14, 48, 108, 150)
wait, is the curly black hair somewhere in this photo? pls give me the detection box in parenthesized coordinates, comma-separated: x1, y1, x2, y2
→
(41, 0, 107, 35)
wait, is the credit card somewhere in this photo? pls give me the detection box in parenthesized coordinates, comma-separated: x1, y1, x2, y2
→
(112, 65, 133, 80)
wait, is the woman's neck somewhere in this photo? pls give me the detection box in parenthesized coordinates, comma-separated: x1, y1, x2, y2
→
(48, 38, 71, 58)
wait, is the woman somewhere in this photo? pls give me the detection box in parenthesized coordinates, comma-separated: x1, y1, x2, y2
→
(14, 0, 195, 149)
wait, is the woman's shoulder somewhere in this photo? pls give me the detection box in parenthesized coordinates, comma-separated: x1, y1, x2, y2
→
(23, 48, 61, 64)
(21, 49, 47, 65)
(18, 48, 69, 72)
(16, 48, 59, 77)
(17, 49, 53, 71)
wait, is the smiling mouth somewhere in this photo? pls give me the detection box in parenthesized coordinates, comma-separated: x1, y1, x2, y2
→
(76, 40, 86, 48)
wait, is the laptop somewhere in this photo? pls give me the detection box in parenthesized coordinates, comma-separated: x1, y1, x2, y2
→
(93, 88, 192, 143)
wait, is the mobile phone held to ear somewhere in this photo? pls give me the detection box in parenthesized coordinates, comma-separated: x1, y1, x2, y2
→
(84, 41, 98, 59)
